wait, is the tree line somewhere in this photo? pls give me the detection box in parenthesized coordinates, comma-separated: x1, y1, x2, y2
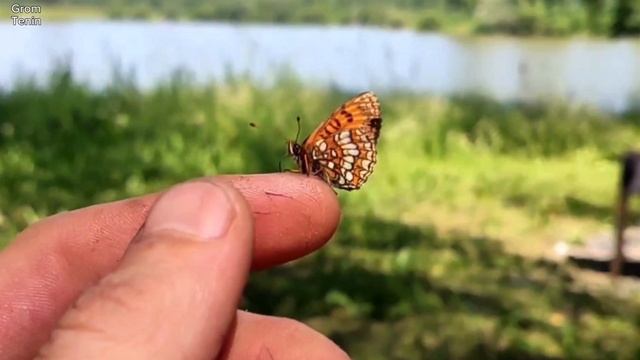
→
(25, 0, 640, 36)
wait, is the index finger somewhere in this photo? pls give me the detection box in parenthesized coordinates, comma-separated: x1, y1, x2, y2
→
(0, 173, 340, 360)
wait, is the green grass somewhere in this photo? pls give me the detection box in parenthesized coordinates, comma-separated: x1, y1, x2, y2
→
(1, 68, 640, 358)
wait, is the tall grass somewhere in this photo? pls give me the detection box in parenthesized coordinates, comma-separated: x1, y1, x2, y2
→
(1, 69, 640, 358)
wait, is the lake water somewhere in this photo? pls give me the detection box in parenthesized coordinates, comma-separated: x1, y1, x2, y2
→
(1, 21, 639, 112)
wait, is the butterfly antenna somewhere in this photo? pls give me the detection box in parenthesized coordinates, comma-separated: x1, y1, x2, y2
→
(295, 116, 301, 144)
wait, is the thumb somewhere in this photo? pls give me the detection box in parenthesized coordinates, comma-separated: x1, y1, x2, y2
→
(39, 180, 254, 359)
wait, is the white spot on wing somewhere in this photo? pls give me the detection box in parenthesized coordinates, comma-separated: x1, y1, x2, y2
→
(337, 132, 352, 145)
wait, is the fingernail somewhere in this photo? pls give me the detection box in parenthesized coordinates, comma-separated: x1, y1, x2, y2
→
(143, 182, 235, 241)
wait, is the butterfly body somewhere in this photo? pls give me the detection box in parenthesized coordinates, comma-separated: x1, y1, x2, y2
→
(288, 91, 382, 191)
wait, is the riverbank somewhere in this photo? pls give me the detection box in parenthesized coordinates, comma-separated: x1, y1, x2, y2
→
(2, 21, 639, 114)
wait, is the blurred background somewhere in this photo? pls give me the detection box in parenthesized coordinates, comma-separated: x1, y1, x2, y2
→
(1, 0, 640, 358)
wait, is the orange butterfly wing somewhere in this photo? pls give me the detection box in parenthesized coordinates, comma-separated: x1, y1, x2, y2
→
(302, 91, 382, 190)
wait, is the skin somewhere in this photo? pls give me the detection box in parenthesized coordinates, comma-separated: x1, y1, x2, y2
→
(0, 174, 348, 359)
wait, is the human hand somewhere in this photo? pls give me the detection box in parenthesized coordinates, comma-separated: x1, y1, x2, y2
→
(0, 174, 348, 359)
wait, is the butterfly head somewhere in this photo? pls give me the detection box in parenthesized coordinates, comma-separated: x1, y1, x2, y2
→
(287, 140, 303, 159)
(287, 140, 312, 174)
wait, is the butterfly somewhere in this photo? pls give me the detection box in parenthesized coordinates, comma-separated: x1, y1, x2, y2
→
(288, 91, 382, 191)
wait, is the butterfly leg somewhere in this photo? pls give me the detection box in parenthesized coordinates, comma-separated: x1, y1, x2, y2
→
(326, 176, 338, 194)
(324, 173, 338, 194)
(315, 169, 338, 194)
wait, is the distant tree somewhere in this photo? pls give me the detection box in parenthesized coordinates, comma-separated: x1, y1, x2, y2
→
(473, 0, 521, 34)
(611, 0, 640, 36)
(583, 0, 607, 35)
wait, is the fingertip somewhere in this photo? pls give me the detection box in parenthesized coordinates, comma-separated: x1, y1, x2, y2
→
(225, 173, 341, 269)
(220, 312, 350, 360)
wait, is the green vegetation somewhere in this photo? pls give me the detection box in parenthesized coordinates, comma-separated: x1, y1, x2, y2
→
(1, 69, 640, 358)
(2, 0, 640, 37)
